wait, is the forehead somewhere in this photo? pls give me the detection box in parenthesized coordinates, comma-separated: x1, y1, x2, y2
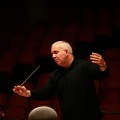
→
(51, 44, 63, 53)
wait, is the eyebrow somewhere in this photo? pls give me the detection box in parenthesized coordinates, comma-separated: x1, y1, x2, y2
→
(51, 50, 58, 54)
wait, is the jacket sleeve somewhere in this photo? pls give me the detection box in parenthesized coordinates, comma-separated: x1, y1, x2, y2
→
(87, 62, 110, 80)
(30, 74, 56, 100)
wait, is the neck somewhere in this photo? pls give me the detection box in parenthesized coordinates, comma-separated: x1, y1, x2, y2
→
(64, 54, 74, 68)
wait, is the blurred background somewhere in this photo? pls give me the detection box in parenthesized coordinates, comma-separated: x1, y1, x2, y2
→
(0, 0, 120, 120)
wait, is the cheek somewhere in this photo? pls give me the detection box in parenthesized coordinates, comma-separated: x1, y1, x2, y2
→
(57, 52, 66, 59)
(59, 54, 66, 60)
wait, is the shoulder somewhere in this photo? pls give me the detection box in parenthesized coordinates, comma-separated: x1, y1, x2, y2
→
(74, 57, 91, 66)
(74, 57, 100, 71)
(50, 66, 63, 77)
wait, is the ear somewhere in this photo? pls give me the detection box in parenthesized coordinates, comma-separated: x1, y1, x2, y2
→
(64, 49, 69, 55)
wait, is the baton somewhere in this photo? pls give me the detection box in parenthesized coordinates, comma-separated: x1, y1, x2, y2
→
(20, 66, 40, 86)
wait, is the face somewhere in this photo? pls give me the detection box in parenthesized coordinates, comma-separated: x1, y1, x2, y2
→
(51, 45, 68, 66)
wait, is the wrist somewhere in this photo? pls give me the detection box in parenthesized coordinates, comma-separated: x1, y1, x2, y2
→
(100, 62, 107, 67)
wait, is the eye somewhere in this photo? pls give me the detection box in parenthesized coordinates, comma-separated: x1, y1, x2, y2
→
(53, 51, 59, 54)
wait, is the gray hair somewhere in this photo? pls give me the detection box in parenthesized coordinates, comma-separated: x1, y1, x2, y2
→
(52, 41, 73, 54)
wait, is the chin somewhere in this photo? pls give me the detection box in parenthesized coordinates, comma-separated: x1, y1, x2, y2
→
(56, 62, 62, 66)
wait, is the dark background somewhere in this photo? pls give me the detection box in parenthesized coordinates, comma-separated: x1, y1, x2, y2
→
(0, 0, 119, 37)
(0, 0, 120, 92)
(0, 1, 120, 120)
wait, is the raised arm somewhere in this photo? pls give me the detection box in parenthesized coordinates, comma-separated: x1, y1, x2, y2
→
(90, 52, 107, 71)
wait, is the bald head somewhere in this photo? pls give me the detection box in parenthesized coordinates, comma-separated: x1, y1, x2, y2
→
(29, 106, 57, 120)
(52, 41, 73, 54)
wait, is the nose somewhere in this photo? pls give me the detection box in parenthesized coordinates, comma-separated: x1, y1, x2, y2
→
(52, 54, 56, 58)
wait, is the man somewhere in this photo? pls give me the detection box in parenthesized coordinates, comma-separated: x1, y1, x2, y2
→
(13, 41, 110, 120)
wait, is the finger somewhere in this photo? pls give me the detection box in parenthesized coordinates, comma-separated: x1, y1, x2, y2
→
(13, 86, 18, 92)
(91, 52, 101, 57)
(21, 86, 27, 92)
(13, 85, 20, 91)
(13, 85, 23, 93)
(90, 56, 99, 60)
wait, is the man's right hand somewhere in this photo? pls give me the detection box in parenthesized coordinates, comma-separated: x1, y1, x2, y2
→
(13, 85, 31, 97)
